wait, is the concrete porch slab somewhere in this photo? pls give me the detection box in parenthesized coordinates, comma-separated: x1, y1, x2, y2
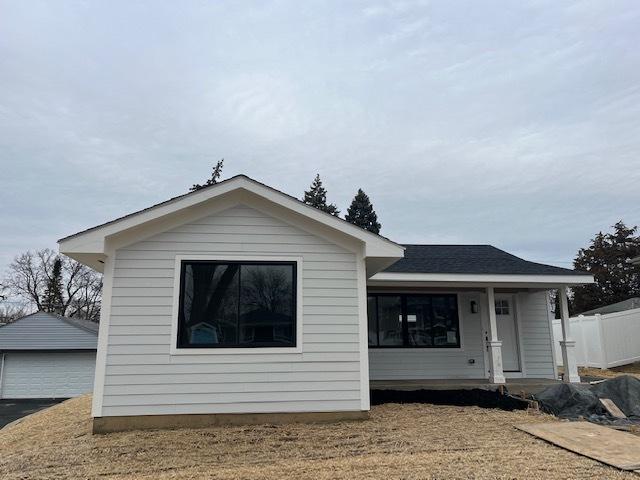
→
(370, 378, 564, 396)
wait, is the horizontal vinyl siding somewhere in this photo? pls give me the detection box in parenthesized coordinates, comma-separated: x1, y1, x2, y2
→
(102, 204, 362, 417)
(368, 292, 486, 380)
(518, 291, 556, 378)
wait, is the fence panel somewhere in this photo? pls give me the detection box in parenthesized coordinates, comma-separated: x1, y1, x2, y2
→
(599, 309, 640, 367)
(553, 307, 640, 369)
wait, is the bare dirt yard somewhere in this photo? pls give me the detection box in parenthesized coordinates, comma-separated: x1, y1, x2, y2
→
(0, 395, 636, 480)
(579, 363, 640, 380)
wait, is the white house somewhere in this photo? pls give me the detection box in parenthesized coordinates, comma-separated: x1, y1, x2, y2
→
(58, 175, 593, 432)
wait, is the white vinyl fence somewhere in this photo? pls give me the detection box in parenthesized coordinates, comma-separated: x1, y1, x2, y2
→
(553, 307, 640, 369)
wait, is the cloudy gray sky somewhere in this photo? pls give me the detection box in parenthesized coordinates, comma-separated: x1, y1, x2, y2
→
(1, 0, 639, 275)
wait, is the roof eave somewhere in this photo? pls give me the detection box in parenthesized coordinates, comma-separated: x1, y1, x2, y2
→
(368, 272, 595, 287)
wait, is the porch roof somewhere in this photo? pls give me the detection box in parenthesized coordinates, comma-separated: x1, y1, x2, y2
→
(370, 245, 593, 287)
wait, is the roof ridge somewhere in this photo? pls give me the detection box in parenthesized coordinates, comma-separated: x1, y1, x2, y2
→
(56, 314, 99, 334)
(402, 243, 494, 247)
(58, 174, 402, 248)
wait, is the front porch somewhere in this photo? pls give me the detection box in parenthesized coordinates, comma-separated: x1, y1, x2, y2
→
(366, 281, 583, 386)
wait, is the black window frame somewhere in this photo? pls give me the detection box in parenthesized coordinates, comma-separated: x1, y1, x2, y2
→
(176, 260, 297, 349)
(367, 293, 461, 348)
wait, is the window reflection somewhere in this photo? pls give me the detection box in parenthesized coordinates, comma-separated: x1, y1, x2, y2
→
(178, 261, 295, 348)
(367, 294, 460, 348)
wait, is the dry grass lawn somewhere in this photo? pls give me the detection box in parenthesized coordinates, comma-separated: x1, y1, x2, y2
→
(579, 363, 640, 380)
(0, 395, 637, 480)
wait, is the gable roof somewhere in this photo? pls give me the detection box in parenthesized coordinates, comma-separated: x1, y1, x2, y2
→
(384, 245, 591, 276)
(0, 311, 98, 351)
(59, 175, 404, 272)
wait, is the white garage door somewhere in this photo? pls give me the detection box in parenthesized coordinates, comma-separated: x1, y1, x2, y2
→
(1, 351, 96, 399)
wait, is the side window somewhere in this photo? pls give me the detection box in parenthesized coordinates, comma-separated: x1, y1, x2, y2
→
(177, 261, 296, 348)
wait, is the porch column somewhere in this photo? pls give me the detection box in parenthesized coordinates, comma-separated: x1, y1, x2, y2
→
(558, 287, 580, 383)
(486, 287, 505, 384)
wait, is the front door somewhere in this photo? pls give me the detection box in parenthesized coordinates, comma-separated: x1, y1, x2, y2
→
(495, 296, 521, 372)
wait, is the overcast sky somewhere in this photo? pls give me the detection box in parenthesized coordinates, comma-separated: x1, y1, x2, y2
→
(1, 0, 639, 276)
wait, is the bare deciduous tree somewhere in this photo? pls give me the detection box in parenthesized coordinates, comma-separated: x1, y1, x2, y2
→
(0, 302, 29, 324)
(3, 249, 102, 321)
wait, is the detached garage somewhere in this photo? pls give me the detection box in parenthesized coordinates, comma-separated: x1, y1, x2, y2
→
(0, 312, 98, 399)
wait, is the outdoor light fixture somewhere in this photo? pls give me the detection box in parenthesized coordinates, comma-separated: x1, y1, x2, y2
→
(470, 300, 478, 314)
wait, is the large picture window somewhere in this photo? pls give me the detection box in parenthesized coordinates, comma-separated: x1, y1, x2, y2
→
(368, 294, 460, 348)
(177, 261, 296, 348)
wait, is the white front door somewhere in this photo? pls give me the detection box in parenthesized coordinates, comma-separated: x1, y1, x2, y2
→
(495, 296, 521, 372)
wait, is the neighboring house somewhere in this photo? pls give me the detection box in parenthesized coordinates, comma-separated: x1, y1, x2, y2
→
(58, 175, 593, 432)
(0, 312, 98, 399)
(579, 297, 640, 316)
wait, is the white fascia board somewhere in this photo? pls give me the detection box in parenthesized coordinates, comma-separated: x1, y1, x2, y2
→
(58, 176, 404, 260)
(369, 272, 595, 286)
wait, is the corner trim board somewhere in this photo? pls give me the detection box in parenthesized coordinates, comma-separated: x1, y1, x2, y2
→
(356, 251, 370, 410)
(91, 250, 115, 417)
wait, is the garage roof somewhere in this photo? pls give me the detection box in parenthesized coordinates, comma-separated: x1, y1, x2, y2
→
(0, 312, 98, 351)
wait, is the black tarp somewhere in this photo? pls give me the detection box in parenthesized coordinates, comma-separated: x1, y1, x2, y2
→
(590, 376, 640, 418)
(371, 388, 530, 411)
(534, 375, 640, 425)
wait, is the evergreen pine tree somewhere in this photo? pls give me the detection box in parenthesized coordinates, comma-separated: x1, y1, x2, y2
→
(302, 174, 340, 216)
(345, 189, 381, 234)
(572, 221, 640, 313)
(190, 159, 224, 191)
(43, 258, 64, 314)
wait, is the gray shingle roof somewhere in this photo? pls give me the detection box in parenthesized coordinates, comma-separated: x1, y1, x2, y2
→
(0, 311, 98, 350)
(383, 245, 591, 276)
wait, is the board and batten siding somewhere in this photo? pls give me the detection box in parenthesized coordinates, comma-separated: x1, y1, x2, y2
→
(101, 204, 363, 417)
(368, 291, 556, 380)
